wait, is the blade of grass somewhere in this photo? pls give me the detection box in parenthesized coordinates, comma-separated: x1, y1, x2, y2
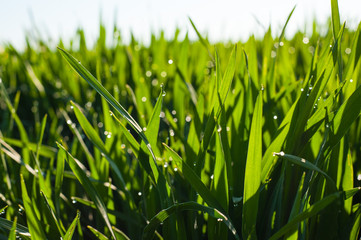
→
(56, 142, 116, 240)
(88, 225, 109, 240)
(242, 91, 263, 239)
(20, 174, 47, 239)
(269, 191, 341, 240)
(143, 201, 239, 240)
(0, 217, 31, 238)
(63, 211, 80, 240)
(273, 152, 337, 191)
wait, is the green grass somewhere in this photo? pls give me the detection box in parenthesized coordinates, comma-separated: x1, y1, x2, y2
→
(1, 1, 361, 239)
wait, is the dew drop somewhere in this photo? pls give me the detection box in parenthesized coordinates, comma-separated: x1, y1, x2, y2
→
(345, 48, 351, 54)
(217, 126, 222, 133)
(146, 71, 152, 77)
(138, 192, 142, 196)
(170, 129, 175, 137)
(72, 200, 77, 204)
(174, 167, 178, 172)
(280, 151, 285, 156)
(164, 162, 168, 168)
(279, 41, 284, 46)
(159, 111, 165, 118)
(66, 120, 72, 125)
(171, 110, 177, 115)
(226, 126, 230, 132)
(301, 88, 304, 92)
(301, 158, 306, 163)
(107, 134, 111, 139)
(70, 105, 74, 109)
(210, 174, 214, 180)
(273, 115, 278, 120)
(168, 59, 173, 64)
(350, 79, 354, 83)
(185, 115, 192, 122)
(357, 174, 361, 181)
(217, 218, 223, 222)
(152, 79, 159, 86)
(303, 37, 309, 44)
(143, 127, 147, 131)
(271, 50, 277, 58)
(104, 131, 109, 135)
(97, 122, 103, 128)
(309, 86, 313, 90)
(261, 85, 265, 91)
(326, 123, 329, 128)
(121, 144, 126, 149)
(161, 71, 167, 78)
(173, 118, 178, 123)
(141, 96, 147, 102)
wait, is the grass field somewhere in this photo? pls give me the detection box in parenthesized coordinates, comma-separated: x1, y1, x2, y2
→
(1, 1, 361, 239)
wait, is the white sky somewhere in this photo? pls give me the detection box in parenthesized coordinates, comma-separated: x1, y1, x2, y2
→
(0, 0, 361, 49)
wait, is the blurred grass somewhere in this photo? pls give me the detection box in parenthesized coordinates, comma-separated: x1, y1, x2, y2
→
(0, 3, 361, 239)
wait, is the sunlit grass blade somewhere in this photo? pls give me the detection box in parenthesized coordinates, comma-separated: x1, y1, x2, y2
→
(35, 114, 47, 160)
(40, 190, 65, 237)
(274, 152, 337, 190)
(163, 143, 224, 211)
(20, 174, 47, 239)
(8, 216, 17, 240)
(188, 17, 214, 62)
(269, 191, 341, 240)
(63, 211, 80, 240)
(56, 142, 116, 240)
(242, 91, 263, 239)
(71, 101, 127, 188)
(0, 217, 31, 238)
(326, 84, 361, 154)
(143, 201, 239, 240)
(112, 226, 131, 240)
(88, 225, 109, 240)
(55, 142, 65, 216)
(57, 47, 155, 160)
(331, 0, 341, 40)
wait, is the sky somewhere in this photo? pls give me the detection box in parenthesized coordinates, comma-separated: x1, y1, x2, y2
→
(0, 0, 361, 49)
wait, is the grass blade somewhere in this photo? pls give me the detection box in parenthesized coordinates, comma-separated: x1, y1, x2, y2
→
(0, 217, 30, 238)
(242, 91, 263, 239)
(20, 174, 47, 239)
(56, 142, 116, 239)
(143, 201, 239, 240)
(269, 192, 341, 240)
(63, 211, 80, 240)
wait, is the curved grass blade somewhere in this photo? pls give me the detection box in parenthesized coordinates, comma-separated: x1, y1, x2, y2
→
(242, 91, 263, 239)
(63, 211, 80, 240)
(163, 143, 224, 211)
(112, 226, 131, 240)
(273, 152, 337, 191)
(56, 142, 116, 240)
(20, 174, 46, 239)
(40, 191, 65, 237)
(57, 47, 157, 164)
(71, 101, 127, 189)
(269, 191, 341, 240)
(88, 225, 109, 240)
(143, 201, 239, 240)
(8, 216, 17, 240)
(0, 217, 31, 238)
